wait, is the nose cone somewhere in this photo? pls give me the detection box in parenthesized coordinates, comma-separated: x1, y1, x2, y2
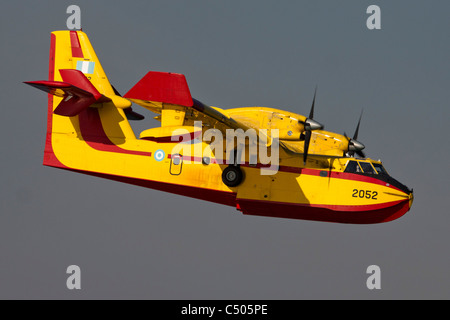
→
(409, 190, 414, 209)
(374, 173, 414, 222)
(373, 181, 413, 223)
(305, 118, 324, 130)
(348, 139, 365, 151)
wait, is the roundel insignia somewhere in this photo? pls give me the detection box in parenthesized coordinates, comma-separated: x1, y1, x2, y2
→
(154, 149, 165, 162)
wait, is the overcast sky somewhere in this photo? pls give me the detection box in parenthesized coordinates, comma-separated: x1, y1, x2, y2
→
(1, 0, 449, 299)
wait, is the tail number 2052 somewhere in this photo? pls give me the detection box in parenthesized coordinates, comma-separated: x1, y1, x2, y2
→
(352, 189, 378, 200)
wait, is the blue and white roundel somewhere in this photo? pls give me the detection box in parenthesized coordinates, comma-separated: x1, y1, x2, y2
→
(154, 149, 165, 162)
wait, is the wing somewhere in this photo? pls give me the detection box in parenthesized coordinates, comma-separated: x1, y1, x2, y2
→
(122, 71, 351, 160)
(123, 71, 252, 133)
(190, 99, 252, 131)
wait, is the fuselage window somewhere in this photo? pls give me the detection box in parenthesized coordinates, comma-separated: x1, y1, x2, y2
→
(359, 162, 376, 174)
(344, 160, 362, 173)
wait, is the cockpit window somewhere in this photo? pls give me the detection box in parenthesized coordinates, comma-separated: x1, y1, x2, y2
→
(359, 162, 376, 174)
(372, 163, 388, 175)
(344, 160, 362, 173)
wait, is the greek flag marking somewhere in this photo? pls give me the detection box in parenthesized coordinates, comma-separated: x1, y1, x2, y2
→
(76, 60, 95, 74)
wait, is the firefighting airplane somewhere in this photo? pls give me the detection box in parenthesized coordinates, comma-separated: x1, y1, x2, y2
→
(25, 30, 413, 224)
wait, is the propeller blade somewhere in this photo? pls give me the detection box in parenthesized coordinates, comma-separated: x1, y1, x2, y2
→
(309, 86, 317, 119)
(298, 86, 323, 131)
(303, 130, 311, 164)
(343, 132, 349, 140)
(343, 110, 366, 157)
(353, 110, 363, 140)
(356, 149, 366, 158)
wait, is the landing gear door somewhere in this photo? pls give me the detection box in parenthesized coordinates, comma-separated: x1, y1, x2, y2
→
(170, 154, 183, 175)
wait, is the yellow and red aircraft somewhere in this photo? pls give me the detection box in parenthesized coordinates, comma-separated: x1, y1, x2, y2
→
(25, 30, 413, 224)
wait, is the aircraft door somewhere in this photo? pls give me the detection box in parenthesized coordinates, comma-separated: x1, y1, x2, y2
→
(170, 154, 183, 175)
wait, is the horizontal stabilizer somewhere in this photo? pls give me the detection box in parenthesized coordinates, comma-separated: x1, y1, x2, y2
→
(25, 70, 111, 117)
(124, 71, 193, 107)
(59, 69, 103, 100)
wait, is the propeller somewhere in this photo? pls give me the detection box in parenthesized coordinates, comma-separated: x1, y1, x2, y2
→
(345, 111, 366, 158)
(299, 87, 324, 164)
(303, 130, 312, 164)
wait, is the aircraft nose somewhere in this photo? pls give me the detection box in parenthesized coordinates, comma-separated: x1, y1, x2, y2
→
(408, 189, 414, 209)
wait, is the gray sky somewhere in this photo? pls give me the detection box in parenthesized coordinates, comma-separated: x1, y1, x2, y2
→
(1, 0, 449, 299)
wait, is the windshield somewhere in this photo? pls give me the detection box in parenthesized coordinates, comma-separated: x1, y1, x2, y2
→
(344, 160, 362, 173)
(344, 160, 382, 175)
(372, 163, 388, 175)
(359, 162, 376, 174)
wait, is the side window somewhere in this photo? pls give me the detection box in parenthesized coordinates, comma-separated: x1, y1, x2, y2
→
(359, 162, 376, 174)
(344, 160, 362, 173)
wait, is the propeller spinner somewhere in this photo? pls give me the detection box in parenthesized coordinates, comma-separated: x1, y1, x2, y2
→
(345, 111, 366, 158)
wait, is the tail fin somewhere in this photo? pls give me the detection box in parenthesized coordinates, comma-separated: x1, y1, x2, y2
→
(25, 31, 130, 114)
(25, 30, 137, 168)
(54, 30, 115, 96)
(25, 30, 138, 117)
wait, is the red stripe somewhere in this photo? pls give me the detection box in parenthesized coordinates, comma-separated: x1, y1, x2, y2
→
(43, 33, 69, 169)
(78, 108, 152, 157)
(70, 31, 84, 58)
